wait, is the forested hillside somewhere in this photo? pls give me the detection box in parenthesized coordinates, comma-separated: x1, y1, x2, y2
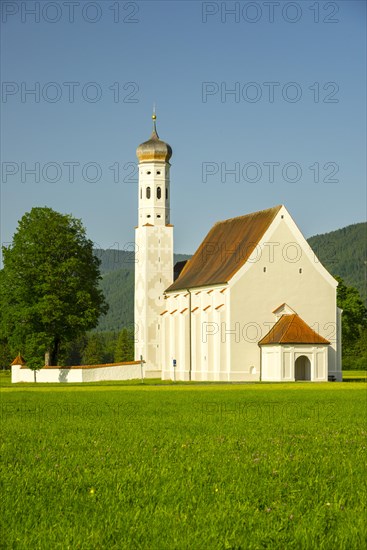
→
(95, 222, 366, 332)
(308, 222, 366, 304)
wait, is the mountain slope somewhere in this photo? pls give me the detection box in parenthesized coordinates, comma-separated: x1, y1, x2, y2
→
(308, 222, 366, 304)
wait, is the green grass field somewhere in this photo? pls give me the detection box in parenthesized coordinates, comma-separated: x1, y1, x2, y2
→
(342, 370, 367, 381)
(1, 377, 366, 549)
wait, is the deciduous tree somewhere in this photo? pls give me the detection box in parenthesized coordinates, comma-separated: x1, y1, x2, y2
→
(336, 276, 367, 349)
(0, 207, 108, 367)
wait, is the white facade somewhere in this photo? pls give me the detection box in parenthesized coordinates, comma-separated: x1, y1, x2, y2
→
(12, 362, 144, 383)
(134, 121, 174, 376)
(261, 345, 329, 382)
(160, 205, 342, 382)
(161, 285, 230, 380)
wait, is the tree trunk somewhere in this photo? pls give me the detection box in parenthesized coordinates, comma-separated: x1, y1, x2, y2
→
(45, 351, 50, 366)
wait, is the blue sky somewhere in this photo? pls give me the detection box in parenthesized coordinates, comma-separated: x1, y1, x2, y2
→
(1, 0, 366, 261)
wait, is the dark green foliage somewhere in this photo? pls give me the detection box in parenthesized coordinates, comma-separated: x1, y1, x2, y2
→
(100, 331, 120, 363)
(0, 339, 12, 370)
(58, 334, 88, 367)
(98, 269, 135, 330)
(59, 331, 119, 367)
(81, 333, 105, 365)
(114, 328, 134, 362)
(0, 208, 108, 367)
(336, 277, 367, 347)
(94, 247, 137, 274)
(336, 277, 367, 370)
(307, 222, 367, 368)
(308, 222, 366, 305)
(44, 331, 119, 367)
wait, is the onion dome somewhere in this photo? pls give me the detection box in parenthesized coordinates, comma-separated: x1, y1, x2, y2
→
(136, 113, 172, 163)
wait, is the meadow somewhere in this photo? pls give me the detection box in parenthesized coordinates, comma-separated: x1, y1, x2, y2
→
(1, 377, 366, 549)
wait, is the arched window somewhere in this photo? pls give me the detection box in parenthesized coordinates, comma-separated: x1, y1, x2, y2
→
(157, 187, 161, 199)
(166, 188, 168, 200)
(146, 187, 151, 199)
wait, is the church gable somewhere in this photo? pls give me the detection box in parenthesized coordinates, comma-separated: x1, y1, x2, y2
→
(166, 205, 282, 292)
(229, 205, 337, 289)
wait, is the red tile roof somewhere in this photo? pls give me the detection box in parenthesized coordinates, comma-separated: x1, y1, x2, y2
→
(166, 205, 282, 292)
(11, 355, 26, 366)
(259, 314, 330, 345)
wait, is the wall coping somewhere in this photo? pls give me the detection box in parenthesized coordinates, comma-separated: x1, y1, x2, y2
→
(19, 361, 144, 370)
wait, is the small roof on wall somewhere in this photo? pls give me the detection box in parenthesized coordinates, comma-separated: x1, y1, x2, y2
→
(11, 355, 26, 366)
(259, 314, 330, 345)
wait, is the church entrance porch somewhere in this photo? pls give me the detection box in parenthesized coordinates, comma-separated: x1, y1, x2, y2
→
(260, 344, 329, 382)
(295, 355, 311, 381)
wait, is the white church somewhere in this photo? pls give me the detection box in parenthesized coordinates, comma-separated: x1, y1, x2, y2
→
(134, 115, 342, 383)
(12, 116, 342, 383)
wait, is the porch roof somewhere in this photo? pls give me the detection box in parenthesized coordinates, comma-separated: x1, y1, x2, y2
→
(259, 314, 330, 345)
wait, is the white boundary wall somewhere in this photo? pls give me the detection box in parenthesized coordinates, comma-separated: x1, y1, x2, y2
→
(12, 362, 144, 383)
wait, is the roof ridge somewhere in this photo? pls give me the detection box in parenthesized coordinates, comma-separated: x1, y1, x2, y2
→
(212, 204, 283, 227)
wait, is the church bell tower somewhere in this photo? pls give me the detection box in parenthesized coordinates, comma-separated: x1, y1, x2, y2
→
(134, 113, 174, 376)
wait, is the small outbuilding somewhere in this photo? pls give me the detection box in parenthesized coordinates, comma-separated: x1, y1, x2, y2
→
(259, 311, 330, 382)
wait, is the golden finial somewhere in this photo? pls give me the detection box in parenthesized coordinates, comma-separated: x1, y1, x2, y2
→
(151, 103, 158, 136)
